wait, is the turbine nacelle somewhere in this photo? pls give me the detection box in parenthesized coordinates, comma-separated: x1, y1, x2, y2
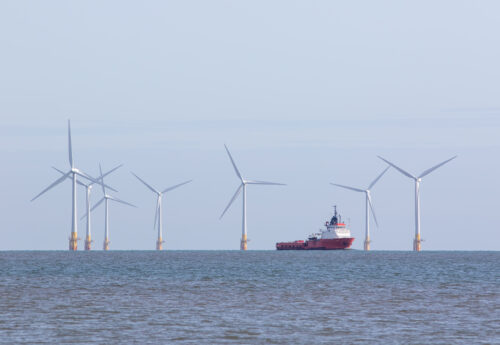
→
(378, 155, 457, 182)
(52, 166, 120, 193)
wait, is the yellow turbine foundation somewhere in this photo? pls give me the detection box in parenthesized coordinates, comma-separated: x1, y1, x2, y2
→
(240, 234, 247, 251)
(84, 235, 92, 251)
(103, 239, 110, 251)
(413, 234, 421, 251)
(156, 237, 163, 251)
(364, 236, 370, 251)
(69, 232, 78, 251)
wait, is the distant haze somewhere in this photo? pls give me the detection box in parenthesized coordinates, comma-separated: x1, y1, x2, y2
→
(0, 1, 498, 250)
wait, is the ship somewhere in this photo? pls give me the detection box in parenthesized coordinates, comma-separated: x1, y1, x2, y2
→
(276, 206, 354, 250)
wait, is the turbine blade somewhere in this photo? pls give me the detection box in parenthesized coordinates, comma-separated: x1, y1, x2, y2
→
(367, 193, 379, 227)
(31, 171, 71, 201)
(368, 166, 391, 190)
(52, 166, 87, 187)
(244, 180, 286, 186)
(377, 156, 416, 180)
(86, 197, 105, 215)
(68, 119, 73, 168)
(108, 196, 137, 208)
(330, 183, 364, 193)
(153, 199, 159, 229)
(94, 164, 123, 192)
(162, 179, 193, 193)
(74, 170, 118, 193)
(418, 156, 457, 179)
(224, 144, 243, 182)
(52, 166, 66, 175)
(99, 164, 106, 195)
(220, 184, 243, 219)
(131, 172, 159, 194)
(76, 179, 87, 187)
(73, 170, 98, 184)
(100, 164, 123, 180)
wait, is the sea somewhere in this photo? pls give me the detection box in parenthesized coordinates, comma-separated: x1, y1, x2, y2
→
(0, 251, 498, 345)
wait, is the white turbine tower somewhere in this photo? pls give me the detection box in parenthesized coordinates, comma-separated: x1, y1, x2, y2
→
(131, 172, 192, 250)
(88, 164, 136, 250)
(220, 145, 286, 250)
(31, 120, 102, 251)
(330, 166, 390, 251)
(378, 155, 457, 251)
(55, 164, 123, 250)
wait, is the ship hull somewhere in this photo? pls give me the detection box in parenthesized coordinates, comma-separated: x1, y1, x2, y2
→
(276, 238, 354, 250)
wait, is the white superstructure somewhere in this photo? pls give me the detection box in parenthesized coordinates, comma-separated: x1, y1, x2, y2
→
(310, 207, 352, 240)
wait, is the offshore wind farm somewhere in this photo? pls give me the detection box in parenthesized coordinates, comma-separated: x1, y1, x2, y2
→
(27, 120, 461, 252)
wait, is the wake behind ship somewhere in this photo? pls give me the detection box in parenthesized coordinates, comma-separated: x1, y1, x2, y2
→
(276, 206, 354, 250)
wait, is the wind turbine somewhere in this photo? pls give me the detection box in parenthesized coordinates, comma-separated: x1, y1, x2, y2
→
(54, 164, 123, 250)
(131, 172, 192, 250)
(220, 145, 286, 250)
(330, 166, 390, 251)
(378, 155, 457, 251)
(87, 164, 136, 250)
(31, 120, 102, 251)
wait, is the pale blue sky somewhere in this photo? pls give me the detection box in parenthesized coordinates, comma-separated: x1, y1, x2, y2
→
(0, 1, 498, 250)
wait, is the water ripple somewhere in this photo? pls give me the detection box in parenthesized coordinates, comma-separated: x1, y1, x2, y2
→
(0, 251, 498, 344)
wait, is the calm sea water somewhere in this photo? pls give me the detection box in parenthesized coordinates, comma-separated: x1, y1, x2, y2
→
(0, 251, 498, 344)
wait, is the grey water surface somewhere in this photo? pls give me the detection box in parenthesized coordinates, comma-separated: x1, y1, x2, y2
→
(0, 251, 498, 344)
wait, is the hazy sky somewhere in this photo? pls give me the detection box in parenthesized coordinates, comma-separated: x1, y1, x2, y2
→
(1, 1, 499, 250)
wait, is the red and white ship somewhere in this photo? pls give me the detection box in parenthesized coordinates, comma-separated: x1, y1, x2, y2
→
(276, 206, 354, 250)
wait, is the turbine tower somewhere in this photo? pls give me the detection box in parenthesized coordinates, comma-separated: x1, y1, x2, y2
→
(87, 164, 136, 250)
(330, 166, 390, 251)
(55, 164, 123, 250)
(131, 172, 192, 250)
(83, 183, 93, 250)
(378, 155, 457, 251)
(31, 120, 102, 251)
(220, 145, 286, 250)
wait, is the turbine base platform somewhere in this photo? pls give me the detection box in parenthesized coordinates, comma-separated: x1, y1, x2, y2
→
(103, 239, 110, 251)
(69, 232, 78, 251)
(84, 235, 92, 251)
(364, 238, 371, 251)
(240, 235, 247, 251)
(413, 235, 421, 251)
(156, 238, 165, 250)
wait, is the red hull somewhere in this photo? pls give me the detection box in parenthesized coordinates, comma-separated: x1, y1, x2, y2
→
(276, 238, 354, 250)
